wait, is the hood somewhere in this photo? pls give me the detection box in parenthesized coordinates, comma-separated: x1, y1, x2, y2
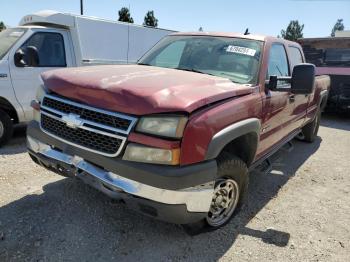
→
(41, 65, 255, 115)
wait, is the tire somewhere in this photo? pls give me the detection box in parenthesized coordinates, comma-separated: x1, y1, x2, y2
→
(0, 109, 14, 147)
(183, 153, 249, 235)
(301, 108, 321, 143)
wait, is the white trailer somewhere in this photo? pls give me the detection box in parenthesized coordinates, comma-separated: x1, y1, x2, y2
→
(0, 10, 174, 146)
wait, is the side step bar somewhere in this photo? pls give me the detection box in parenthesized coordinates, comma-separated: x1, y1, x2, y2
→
(253, 140, 294, 174)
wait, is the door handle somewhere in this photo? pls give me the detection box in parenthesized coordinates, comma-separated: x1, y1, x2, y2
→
(289, 94, 295, 103)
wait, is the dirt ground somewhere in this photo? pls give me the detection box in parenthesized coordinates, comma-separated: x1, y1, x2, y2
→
(0, 114, 349, 262)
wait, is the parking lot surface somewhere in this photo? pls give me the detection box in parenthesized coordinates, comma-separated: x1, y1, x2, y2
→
(0, 114, 349, 262)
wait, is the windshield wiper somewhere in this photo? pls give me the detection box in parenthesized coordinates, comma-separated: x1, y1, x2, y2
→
(137, 62, 152, 66)
(174, 67, 215, 76)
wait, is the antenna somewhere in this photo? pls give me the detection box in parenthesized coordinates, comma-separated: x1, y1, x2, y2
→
(244, 28, 250, 35)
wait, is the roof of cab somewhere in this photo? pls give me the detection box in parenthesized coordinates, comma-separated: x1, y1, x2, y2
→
(19, 10, 75, 27)
(170, 32, 301, 47)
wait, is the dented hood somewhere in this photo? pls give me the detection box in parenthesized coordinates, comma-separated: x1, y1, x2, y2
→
(41, 65, 255, 115)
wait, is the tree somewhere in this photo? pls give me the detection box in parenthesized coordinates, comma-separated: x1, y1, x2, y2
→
(143, 11, 158, 27)
(331, 19, 344, 37)
(281, 20, 304, 41)
(0, 22, 6, 32)
(118, 7, 134, 23)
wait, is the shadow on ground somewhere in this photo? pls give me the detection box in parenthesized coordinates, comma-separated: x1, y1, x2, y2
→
(0, 136, 322, 261)
(320, 112, 350, 131)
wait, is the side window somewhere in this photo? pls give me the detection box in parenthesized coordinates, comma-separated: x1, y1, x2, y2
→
(151, 41, 186, 68)
(289, 46, 303, 70)
(267, 44, 290, 84)
(19, 32, 66, 67)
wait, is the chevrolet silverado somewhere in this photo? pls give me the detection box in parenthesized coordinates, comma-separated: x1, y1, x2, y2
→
(27, 32, 330, 233)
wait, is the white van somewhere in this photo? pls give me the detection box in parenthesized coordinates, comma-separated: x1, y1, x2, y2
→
(0, 10, 174, 146)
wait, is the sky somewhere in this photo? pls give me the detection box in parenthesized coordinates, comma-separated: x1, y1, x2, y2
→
(1, 0, 350, 38)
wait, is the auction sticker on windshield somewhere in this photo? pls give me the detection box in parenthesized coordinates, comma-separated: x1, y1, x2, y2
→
(226, 45, 256, 56)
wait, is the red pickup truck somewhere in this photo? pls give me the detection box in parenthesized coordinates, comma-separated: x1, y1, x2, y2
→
(27, 32, 330, 233)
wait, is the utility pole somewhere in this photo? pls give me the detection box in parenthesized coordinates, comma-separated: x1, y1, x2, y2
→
(80, 0, 84, 15)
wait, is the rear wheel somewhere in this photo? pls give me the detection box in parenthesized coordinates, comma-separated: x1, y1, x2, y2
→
(0, 110, 13, 147)
(183, 153, 249, 235)
(301, 109, 321, 143)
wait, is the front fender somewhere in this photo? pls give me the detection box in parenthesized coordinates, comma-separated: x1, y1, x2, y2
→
(205, 118, 261, 162)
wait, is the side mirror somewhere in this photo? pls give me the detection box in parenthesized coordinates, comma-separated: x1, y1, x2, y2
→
(266, 75, 278, 90)
(266, 75, 291, 91)
(14, 46, 39, 68)
(25, 46, 40, 67)
(291, 63, 315, 94)
(14, 48, 26, 67)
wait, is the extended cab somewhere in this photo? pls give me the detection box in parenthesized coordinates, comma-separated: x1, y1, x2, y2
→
(27, 32, 330, 233)
(0, 10, 172, 146)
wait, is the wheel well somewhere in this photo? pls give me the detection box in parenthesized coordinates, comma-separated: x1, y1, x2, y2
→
(220, 132, 258, 167)
(0, 97, 19, 124)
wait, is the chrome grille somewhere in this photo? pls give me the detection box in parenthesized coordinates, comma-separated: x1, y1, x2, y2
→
(42, 96, 132, 131)
(40, 94, 137, 157)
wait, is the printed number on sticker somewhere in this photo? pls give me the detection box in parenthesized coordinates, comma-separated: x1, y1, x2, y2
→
(226, 45, 256, 56)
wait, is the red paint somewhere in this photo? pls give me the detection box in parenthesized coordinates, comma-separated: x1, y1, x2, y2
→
(30, 100, 40, 111)
(40, 33, 330, 166)
(41, 65, 253, 116)
(181, 91, 262, 164)
(316, 67, 350, 76)
(128, 132, 180, 149)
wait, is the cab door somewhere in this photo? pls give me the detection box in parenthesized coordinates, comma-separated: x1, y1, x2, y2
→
(258, 43, 295, 155)
(287, 45, 310, 130)
(9, 28, 73, 121)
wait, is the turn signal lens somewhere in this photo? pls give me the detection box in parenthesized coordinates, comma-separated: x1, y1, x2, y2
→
(123, 143, 180, 165)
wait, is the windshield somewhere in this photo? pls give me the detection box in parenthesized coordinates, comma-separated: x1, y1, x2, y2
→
(0, 28, 27, 60)
(138, 35, 263, 84)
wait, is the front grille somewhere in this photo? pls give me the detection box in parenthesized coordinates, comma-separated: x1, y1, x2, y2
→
(40, 94, 137, 157)
(42, 96, 131, 131)
(41, 114, 122, 155)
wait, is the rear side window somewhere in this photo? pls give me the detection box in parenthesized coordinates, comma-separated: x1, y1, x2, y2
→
(289, 46, 303, 70)
(19, 32, 66, 67)
(267, 44, 290, 78)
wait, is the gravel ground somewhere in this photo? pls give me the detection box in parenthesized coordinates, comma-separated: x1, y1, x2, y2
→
(0, 114, 349, 262)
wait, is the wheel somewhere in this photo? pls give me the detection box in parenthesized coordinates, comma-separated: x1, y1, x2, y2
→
(0, 109, 14, 147)
(300, 108, 321, 143)
(183, 153, 249, 235)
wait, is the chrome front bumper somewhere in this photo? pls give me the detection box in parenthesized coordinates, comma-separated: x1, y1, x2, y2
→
(27, 136, 214, 213)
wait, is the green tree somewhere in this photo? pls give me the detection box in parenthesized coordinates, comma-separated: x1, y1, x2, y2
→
(281, 20, 304, 41)
(143, 10, 158, 27)
(331, 19, 344, 37)
(118, 7, 134, 23)
(0, 21, 6, 32)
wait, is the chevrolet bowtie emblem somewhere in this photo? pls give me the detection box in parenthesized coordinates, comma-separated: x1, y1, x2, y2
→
(62, 113, 83, 129)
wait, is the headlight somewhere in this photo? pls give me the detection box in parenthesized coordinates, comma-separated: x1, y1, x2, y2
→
(123, 143, 180, 165)
(136, 116, 188, 138)
(31, 85, 47, 122)
(36, 84, 47, 102)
